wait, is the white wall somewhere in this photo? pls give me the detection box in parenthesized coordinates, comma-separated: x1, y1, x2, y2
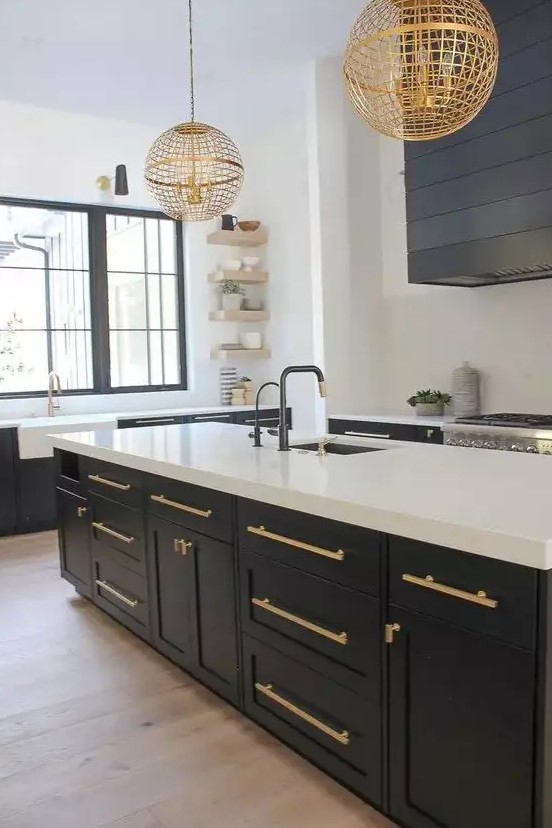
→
(0, 95, 321, 430)
(379, 136, 552, 414)
(306, 59, 384, 420)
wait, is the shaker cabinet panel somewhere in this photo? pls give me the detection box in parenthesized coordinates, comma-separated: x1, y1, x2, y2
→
(388, 607, 534, 828)
(189, 531, 239, 704)
(148, 515, 194, 670)
(57, 487, 91, 596)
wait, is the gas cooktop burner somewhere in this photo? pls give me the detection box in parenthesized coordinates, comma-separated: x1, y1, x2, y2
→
(455, 413, 552, 429)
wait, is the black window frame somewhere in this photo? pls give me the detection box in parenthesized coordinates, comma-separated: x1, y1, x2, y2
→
(0, 196, 188, 399)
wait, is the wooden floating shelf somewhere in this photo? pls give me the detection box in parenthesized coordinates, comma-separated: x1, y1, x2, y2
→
(211, 348, 271, 360)
(208, 271, 269, 284)
(209, 310, 269, 322)
(207, 228, 268, 247)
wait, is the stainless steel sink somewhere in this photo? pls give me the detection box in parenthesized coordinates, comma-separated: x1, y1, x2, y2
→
(292, 442, 383, 455)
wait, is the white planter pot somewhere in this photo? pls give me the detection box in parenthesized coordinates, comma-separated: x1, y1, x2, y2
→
(222, 294, 242, 312)
(416, 402, 444, 416)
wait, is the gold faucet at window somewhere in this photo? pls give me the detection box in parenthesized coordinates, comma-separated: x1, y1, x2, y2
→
(47, 371, 62, 417)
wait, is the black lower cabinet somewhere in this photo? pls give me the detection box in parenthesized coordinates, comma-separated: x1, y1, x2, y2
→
(0, 428, 16, 536)
(243, 635, 382, 805)
(388, 607, 535, 828)
(56, 487, 91, 597)
(148, 516, 194, 671)
(16, 457, 56, 533)
(188, 530, 239, 704)
(148, 516, 239, 704)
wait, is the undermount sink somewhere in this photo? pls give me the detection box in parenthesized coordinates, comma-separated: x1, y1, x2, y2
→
(292, 441, 383, 455)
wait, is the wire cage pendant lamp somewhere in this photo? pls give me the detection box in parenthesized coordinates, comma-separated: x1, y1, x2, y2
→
(343, 0, 499, 142)
(145, 0, 244, 221)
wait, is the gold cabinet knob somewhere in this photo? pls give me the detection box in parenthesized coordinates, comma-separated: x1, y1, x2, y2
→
(77, 506, 87, 518)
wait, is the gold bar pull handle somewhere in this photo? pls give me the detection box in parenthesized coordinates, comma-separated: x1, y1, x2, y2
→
(88, 474, 131, 491)
(385, 623, 401, 644)
(247, 525, 344, 562)
(402, 574, 498, 609)
(92, 521, 135, 545)
(95, 580, 138, 608)
(150, 494, 212, 519)
(255, 683, 350, 746)
(252, 598, 347, 645)
(174, 538, 193, 556)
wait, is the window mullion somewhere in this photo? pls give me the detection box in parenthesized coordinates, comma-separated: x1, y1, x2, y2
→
(89, 208, 110, 392)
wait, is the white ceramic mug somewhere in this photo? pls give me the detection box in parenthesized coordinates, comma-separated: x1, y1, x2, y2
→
(240, 332, 262, 349)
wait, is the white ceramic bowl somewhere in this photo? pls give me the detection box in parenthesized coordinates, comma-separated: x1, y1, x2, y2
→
(240, 332, 263, 349)
(242, 256, 260, 271)
(224, 259, 242, 271)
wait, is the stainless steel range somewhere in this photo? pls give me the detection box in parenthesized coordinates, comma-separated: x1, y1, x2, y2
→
(443, 414, 552, 454)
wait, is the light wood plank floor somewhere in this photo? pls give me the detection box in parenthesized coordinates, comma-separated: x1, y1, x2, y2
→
(0, 531, 395, 828)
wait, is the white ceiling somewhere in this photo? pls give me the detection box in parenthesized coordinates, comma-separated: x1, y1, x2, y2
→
(0, 0, 365, 128)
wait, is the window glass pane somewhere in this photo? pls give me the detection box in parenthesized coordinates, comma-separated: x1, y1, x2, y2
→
(109, 330, 149, 387)
(149, 331, 163, 385)
(162, 330, 180, 385)
(0, 205, 89, 271)
(160, 220, 176, 273)
(0, 330, 48, 393)
(51, 330, 93, 390)
(108, 272, 147, 329)
(161, 274, 178, 329)
(106, 215, 145, 273)
(147, 274, 161, 329)
(145, 219, 161, 273)
(0, 267, 47, 328)
(49, 269, 91, 330)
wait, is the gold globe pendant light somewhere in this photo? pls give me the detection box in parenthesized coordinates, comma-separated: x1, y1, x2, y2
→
(343, 0, 499, 141)
(145, 0, 244, 221)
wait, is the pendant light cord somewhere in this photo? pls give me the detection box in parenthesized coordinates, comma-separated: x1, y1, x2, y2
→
(188, 0, 195, 122)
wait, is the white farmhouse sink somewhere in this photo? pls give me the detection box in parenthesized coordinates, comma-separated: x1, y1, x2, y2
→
(17, 414, 117, 459)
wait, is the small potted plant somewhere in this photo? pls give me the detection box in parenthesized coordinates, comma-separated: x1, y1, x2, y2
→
(407, 388, 452, 416)
(218, 280, 245, 312)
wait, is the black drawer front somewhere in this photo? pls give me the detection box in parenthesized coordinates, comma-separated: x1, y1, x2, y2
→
(83, 457, 143, 508)
(238, 498, 380, 595)
(329, 419, 412, 442)
(243, 636, 382, 804)
(93, 550, 149, 639)
(241, 550, 380, 700)
(234, 408, 291, 428)
(146, 474, 233, 542)
(117, 415, 186, 429)
(389, 536, 537, 650)
(188, 412, 234, 424)
(416, 425, 443, 444)
(90, 495, 146, 575)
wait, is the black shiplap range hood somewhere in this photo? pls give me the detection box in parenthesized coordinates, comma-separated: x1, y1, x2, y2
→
(405, 0, 552, 287)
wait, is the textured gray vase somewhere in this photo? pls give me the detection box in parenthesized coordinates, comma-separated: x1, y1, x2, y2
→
(452, 361, 480, 417)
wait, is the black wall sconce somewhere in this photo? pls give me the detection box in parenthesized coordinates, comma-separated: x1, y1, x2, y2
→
(96, 164, 129, 196)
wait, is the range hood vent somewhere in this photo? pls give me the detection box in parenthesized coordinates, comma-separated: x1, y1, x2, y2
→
(405, 0, 552, 288)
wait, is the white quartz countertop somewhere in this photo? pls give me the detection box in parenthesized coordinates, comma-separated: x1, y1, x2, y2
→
(51, 422, 552, 570)
(331, 412, 455, 428)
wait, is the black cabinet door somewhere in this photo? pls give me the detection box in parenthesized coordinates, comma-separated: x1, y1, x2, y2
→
(189, 531, 239, 704)
(0, 429, 16, 536)
(148, 516, 194, 670)
(16, 457, 56, 532)
(388, 607, 534, 828)
(57, 487, 91, 597)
